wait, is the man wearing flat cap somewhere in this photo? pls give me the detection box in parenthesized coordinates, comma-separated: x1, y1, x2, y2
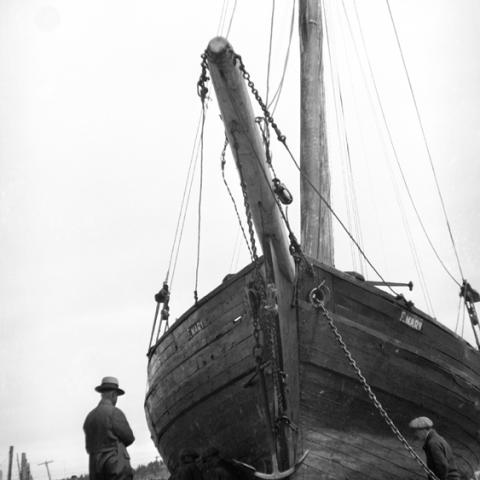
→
(409, 416, 460, 480)
(83, 377, 135, 480)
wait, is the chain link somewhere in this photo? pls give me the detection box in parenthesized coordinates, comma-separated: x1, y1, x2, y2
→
(316, 303, 439, 480)
(197, 53, 209, 102)
(232, 52, 286, 144)
(230, 52, 312, 271)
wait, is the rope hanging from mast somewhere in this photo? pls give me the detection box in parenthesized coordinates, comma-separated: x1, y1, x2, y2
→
(220, 137, 255, 262)
(322, 0, 367, 277)
(148, 1, 240, 351)
(193, 54, 211, 304)
(385, 0, 465, 285)
(327, 0, 438, 315)
(335, 0, 471, 320)
(268, 0, 296, 115)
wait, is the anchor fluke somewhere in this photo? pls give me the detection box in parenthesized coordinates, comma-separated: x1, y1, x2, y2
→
(232, 450, 309, 479)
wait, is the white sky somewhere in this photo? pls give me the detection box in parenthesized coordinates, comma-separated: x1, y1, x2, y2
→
(1, 1, 480, 479)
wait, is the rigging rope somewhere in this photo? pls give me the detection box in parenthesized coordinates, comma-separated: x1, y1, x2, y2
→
(340, 0, 437, 314)
(322, 0, 366, 276)
(194, 66, 209, 303)
(229, 228, 242, 272)
(265, 0, 276, 105)
(385, 0, 465, 284)
(346, 0, 460, 289)
(217, 0, 237, 38)
(220, 137, 254, 261)
(268, 0, 296, 114)
(216, 0, 228, 36)
(227, 51, 398, 295)
(165, 108, 203, 289)
(455, 294, 462, 334)
(225, 0, 238, 39)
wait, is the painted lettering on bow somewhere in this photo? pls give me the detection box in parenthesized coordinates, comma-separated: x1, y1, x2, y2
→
(399, 311, 423, 331)
(189, 319, 206, 338)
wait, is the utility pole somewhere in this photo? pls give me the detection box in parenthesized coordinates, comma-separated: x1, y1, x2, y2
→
(15, 455, 20, 480)
(7, 447, 13, 480)
(38, 460, 54, 480)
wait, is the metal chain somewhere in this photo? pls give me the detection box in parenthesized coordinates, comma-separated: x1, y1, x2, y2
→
(237, 158, 260, 267)
(265, 285, 288, 417)
(197, 53, 209, 102)
(246, 287, 264, 368)
(316, 303, 439, 480)
(232, 52, 286, 143)
(231, 51, 313, 273)
(231, 49, 398, 294)
(199, 48, 311, 274)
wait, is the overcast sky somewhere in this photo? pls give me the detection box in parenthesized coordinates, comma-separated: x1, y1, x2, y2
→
(1, 1, 480, 479)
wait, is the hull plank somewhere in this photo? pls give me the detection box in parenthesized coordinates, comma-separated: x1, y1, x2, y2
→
(146, 261, 480, 479)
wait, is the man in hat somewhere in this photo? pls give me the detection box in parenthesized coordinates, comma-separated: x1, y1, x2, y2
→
(83, 377, 135, 480)
(409, 416, 460, 480)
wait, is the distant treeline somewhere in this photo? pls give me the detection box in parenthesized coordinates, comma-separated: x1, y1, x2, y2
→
(61, 460, 170, 480)
(133, 460, 169, 480)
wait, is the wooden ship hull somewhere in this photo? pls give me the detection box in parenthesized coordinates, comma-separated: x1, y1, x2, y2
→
(145, 259, 480, 479)
(146, 9, 480, 478)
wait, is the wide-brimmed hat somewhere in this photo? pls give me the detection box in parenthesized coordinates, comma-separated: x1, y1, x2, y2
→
(95, 376, 125, 395)
(409, 416, 433, 429)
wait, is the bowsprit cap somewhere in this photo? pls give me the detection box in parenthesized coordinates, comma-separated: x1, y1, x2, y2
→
(95, 376, 125, 395)
(409, 416, 433, 429)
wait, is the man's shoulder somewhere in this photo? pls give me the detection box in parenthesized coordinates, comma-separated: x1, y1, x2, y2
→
(85, 402, 115, 421)
(111, 406, 128, 418)
(427, 430, 450, 449)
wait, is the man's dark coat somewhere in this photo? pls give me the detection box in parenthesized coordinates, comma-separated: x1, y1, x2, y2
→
(423, 429, 460, 480)
(83, 399, 135, 480)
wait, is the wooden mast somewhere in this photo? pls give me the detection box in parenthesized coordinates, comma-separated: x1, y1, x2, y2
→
(299, 0, 334, 265)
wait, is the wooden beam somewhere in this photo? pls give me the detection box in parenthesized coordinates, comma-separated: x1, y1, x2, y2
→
(299, 0, 334, 265)
(206, 36, 295, 283)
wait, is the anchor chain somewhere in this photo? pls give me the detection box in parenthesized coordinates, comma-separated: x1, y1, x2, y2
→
(315, 302, 439, 480)
(234, 124, 291, 440)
